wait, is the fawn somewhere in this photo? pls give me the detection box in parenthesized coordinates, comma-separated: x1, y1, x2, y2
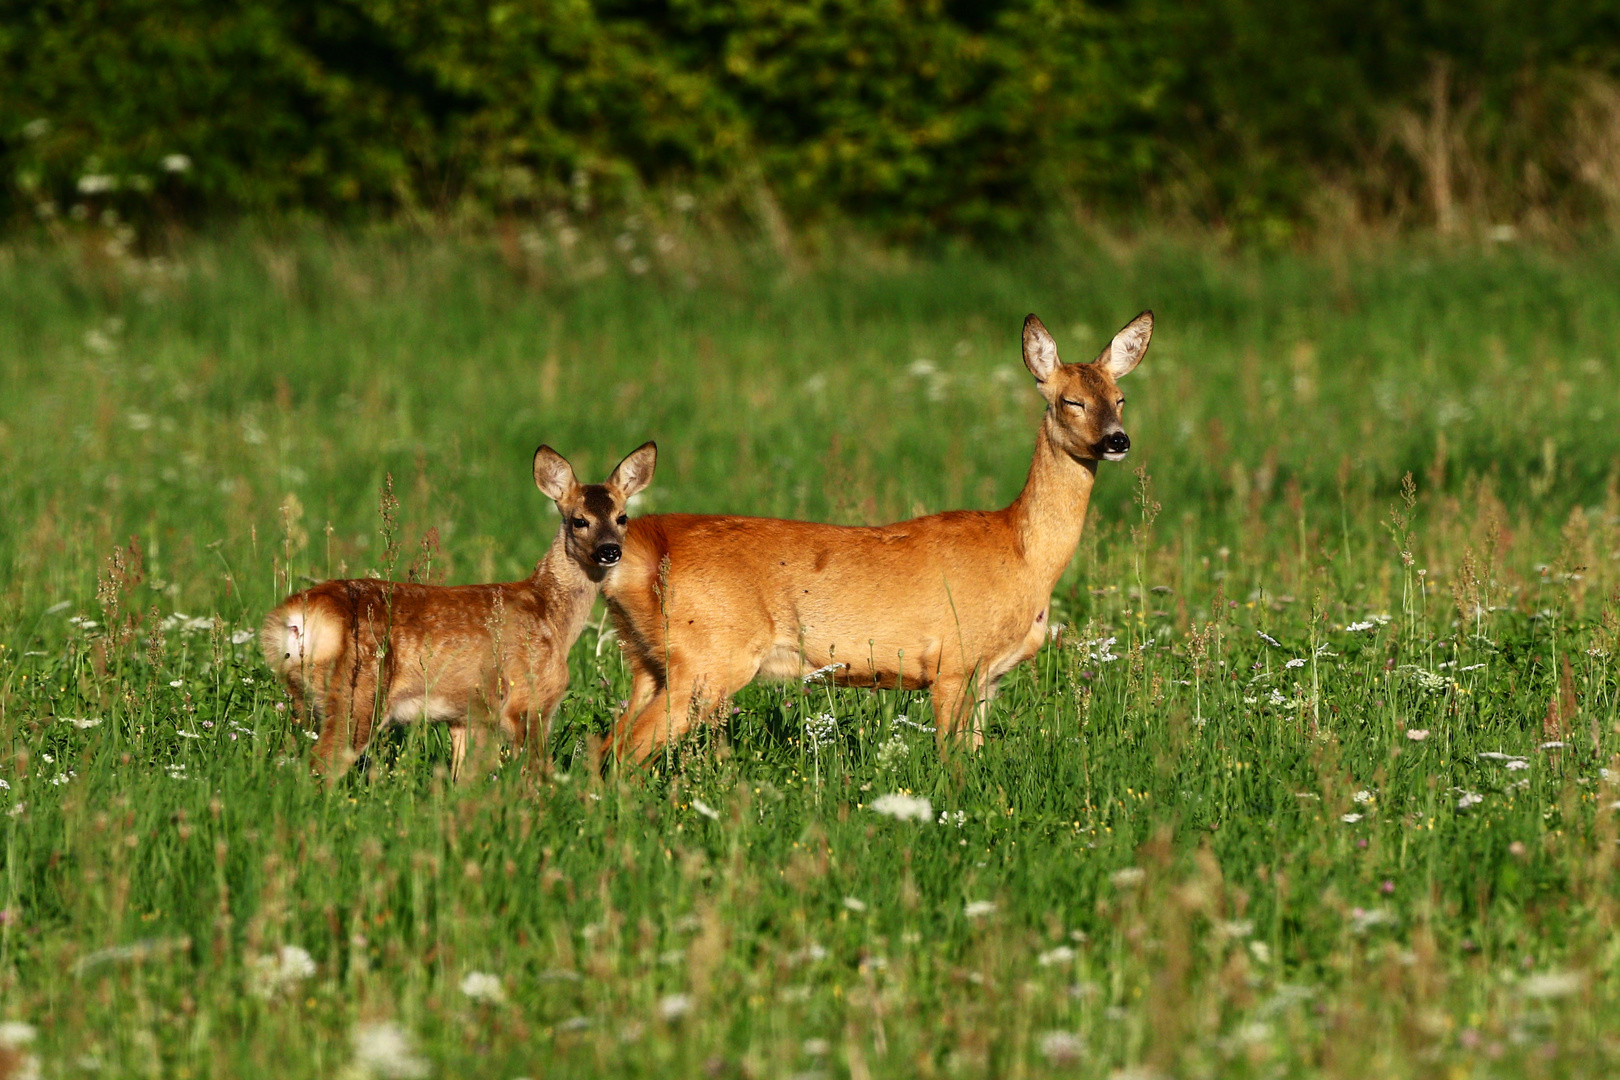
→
(601, 312, 1150, 761)
(261, 442, 657, 778)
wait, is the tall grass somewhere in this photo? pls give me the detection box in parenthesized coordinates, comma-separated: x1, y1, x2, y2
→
(0, 228, 1616, 1077)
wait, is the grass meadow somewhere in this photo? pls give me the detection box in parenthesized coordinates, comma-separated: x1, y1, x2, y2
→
(1, 225, 1619, 1078)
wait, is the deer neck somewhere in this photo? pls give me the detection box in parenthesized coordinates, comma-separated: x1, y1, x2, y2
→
(1009, 410, 1098, 589)
(529, 527, 600, 637)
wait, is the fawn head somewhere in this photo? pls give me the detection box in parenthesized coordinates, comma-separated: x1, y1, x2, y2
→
(533, 441, 658, 572)
(1023, 310, 1152, 462)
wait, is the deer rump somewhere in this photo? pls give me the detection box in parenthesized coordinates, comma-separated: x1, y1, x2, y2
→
(263, 579, 567, 729)
(607, 511, 1050, 697)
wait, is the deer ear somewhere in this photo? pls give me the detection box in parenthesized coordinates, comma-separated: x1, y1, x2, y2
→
(1022, 314, 1061, 389)
(608, 441, 657, 499)
(1098, 310, 1152, 379)
(532, 445, 578, 502)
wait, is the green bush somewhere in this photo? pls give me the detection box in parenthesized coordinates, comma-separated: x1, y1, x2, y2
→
(4, 0, 1619, 237)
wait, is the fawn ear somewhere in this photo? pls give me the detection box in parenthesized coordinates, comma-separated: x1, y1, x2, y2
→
(1097, 310, 1152, 379)
(608, 441, 657, 499)
(1022, 314, 1061, 392)
(533, 445, 579, 502)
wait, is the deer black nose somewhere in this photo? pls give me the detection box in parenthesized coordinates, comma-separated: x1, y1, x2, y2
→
(593, 543, 621, 566)
(1103, 431, 1130, 455)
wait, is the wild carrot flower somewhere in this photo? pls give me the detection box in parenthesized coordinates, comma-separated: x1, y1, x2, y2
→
(351, 1022, 429, 1079)
(870, 793, 932, 822)
(459, 971, 504, 1004)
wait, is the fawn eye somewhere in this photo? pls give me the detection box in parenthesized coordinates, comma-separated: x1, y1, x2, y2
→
(1061, 398, 1084, 411)
(616, 514, 628, 526)
(571, 517, 587, 529)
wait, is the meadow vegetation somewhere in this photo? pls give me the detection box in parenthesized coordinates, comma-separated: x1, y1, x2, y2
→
(0, 226, 1618, 1077)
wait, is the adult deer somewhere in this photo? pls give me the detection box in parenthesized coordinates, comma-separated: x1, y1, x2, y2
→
(262, 442, 656, 779)
(603, 312, 1150, 762)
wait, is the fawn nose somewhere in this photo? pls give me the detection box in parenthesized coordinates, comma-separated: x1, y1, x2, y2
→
(593, 543, 622, 566)
(1102, 431, 1130, 455)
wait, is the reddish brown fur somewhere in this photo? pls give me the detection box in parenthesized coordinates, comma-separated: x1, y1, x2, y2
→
(261, 442, 656, 779)
(603, 313, 1151, 761)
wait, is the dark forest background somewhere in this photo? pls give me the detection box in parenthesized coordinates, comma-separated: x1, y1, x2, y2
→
(7, 0, 1620, 240)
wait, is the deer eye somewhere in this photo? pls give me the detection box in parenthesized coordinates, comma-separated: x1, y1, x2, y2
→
(616, 514, 628, 526)
(571, 517, 587, 529)
(1061, 398, 1085, 411)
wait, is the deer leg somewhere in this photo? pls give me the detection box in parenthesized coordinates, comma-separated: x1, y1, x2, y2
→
(502, 696, 550, 779)
(617, 662, 738, 764)
(930, 674, 987, 753)
(448, 724, 469, 780)
(313, 673, 375, 780)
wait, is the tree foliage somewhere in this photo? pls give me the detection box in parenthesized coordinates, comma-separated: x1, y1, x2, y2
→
(4, 0, 1619, 235)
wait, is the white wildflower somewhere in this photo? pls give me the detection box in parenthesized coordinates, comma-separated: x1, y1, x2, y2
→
(802, 1037, 831, 1057)
(77, 175, 117, 194)
(842, 897, 867, 913)
(230, 629, 256, 645)
(49, 772, 76, 786)
(1406, 729, 1430, 742)
(169, 679, 184, 688)
(459, 971, 505, 1004)
(690, 799, 720, 821)
(1456, 791, 1484, 810)
(248, 945, 317, 998)
(870, 793, 933, 823)
(1340, 813, 1363, 823)
(937, 809, 967, 827)
(1037, 1030, 1085, 1065)
(1505, 760, 1529, 771)
(788, 943, 828, 965)
(1353, 790, 1372, 803)
(963, 900, 997, 918)
(351, 1021, 430, 1079)
(1350, 907, 1398, 934)
(0, 1021, 36, 1045)
(1037, 945, 1076, 966)
(1257, 631, 1283, 648)
(1110, 867, 1146, 889)
(801, 663, 845, 684)
(1086, 636, 1120, 663)
(1345, 620, 1376, 632)
(1540, 741, 1567, 750)
(1215, 919, 1253, 939)
(162, 154, 191, 173)
(62, 717, 102, 729)
(1284, 658, 1306, 669)
(876, 734, 908, 768)
(658, 994, 692, 1021)
(1521, 971, 1584, 999)
(804, 712, 837, 747)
